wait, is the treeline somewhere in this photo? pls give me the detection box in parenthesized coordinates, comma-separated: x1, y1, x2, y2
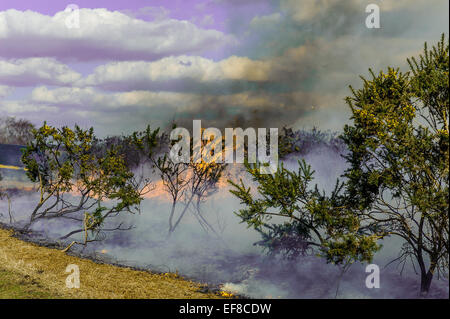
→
(0, 116, 346, 165)
(278, 126, 347, 157)
(0, 117, 35, 145)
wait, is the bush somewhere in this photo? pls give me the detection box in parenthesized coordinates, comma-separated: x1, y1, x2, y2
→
(21, 123, 145, 250)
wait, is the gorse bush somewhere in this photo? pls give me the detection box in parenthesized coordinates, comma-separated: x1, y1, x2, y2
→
(229, 35, 449, 295)
(342, 34, 449, 295)
(21, 123, 150, 250)
(229, 160, 380, 265)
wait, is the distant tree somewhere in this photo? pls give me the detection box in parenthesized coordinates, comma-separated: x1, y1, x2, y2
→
(0, 117, 35, 145)
(98, 129, 167, 171)
(278, 127, 346, 158)
(342, 35, 449, 295)
(21, 123, 145, 250)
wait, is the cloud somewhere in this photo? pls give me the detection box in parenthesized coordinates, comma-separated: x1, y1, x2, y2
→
(250, 13, 282, 28)
(280, 0, 342, 23)
(120, 6, 171, 21)
(0, 9, 235, 62)
(28, 85, 335, 132)
(279, 0, 429, 23)
(24, 32, 436, 133)
(380, 0, 430, 12)
(0, 85, 14, 97)
(80, 55, 271, 92)
(0, 100, 58, 113)
(0, 0, 447, 136)
(79, 35, 422, 95)
(30, 86, 200, 111)
(0, 58, 81, 86)
(200, 14, 215, 26)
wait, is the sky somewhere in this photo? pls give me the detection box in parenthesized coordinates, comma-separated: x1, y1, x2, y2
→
(0, 0, 448, 136)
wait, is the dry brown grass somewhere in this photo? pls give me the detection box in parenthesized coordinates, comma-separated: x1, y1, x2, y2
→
(0, 227, 223, 299)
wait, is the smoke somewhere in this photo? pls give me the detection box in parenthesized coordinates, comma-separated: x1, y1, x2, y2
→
(1, 141, 449, 299)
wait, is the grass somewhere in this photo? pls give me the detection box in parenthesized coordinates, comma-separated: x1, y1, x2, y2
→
(0, 268, 60, 298)
(0, 227, 224, 299)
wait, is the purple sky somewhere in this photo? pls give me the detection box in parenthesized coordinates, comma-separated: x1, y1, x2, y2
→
(0, 0, 274, 32)
(0, 0, 448, 136)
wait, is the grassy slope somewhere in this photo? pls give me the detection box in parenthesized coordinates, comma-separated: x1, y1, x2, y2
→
(0, 227, 223, 299)
(0, 268, 59, 298)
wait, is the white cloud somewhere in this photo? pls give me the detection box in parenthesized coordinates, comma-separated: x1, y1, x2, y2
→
(0, 100, 58, 113)
(79, 55, 271, 91)
(0, 85, 14, 97)
(30, 86, 200, 110)
(0, 9, 235, 62)
(0, 58, 81, 86)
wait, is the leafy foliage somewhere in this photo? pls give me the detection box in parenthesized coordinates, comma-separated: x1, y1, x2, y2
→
(99, 125, 167, 171)
(342, 34, 449, 294)
(21, 123, 144, 248)
(229, 160, 380, 265)
(229, 35, 448, 296)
